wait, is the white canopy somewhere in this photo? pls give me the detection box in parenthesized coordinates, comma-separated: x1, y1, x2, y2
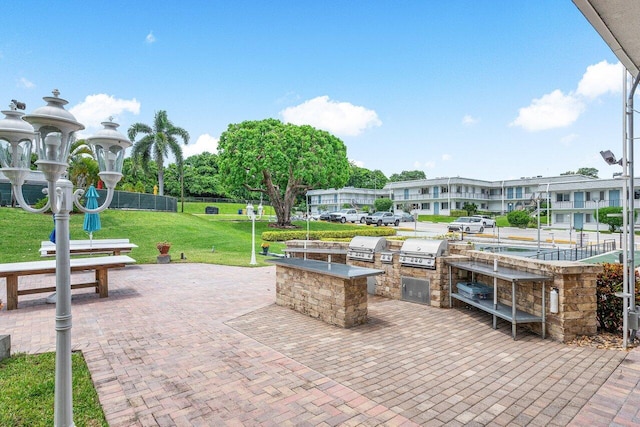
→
(573, 0, 640, 78)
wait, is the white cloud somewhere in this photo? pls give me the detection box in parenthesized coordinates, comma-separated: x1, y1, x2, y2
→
(145, 31, 156, 44)
(462, 115, 479, 126)
(442, 154, 452, 161)
(70, 94, 140, 133)
(280, 95, 382, 137)
(17, 77, 34, 89)
(184, 133, 219, 157)
(424, 160, 436, 169)
(510, 89, 584, 131)
(576, 60, 622, 99)
(511, 61, 622, 132)
(350, 159, 365, 168)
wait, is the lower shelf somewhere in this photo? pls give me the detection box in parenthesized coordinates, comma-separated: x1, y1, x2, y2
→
(451, 293, 542, 324)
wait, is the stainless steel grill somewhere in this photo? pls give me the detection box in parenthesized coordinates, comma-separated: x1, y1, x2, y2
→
(399, 239, 448, 269)
(347, 236, 387, 262)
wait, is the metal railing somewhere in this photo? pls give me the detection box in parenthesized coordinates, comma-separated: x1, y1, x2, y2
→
(528, 239, 617, 261)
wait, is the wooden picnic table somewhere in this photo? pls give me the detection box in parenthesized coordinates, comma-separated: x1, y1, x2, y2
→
(40, 239, 138, 257)
(0, 255, 136, 310)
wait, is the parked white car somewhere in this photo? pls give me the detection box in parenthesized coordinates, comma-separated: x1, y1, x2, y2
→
(329, 208, 367, 223)
(472, 215, 496, 228)
(447, 217, 485, 233)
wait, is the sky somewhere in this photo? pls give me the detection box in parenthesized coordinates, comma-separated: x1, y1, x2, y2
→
(1, 1, 633, 182)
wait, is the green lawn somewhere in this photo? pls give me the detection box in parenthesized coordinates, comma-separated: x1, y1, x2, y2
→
(0, 352, 107, 426)
(0, 205, 358, 265)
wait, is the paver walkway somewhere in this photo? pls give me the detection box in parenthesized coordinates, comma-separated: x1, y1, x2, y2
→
(0, 263, 639, 426)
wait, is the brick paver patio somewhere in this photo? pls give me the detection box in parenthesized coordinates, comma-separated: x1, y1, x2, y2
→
(1, 263, 639, 426)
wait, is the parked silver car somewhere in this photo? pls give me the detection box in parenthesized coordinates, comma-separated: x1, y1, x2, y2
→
(395, 212, 415, 222)
(447, 217, 484, 233)
(365, 211, 400, 226)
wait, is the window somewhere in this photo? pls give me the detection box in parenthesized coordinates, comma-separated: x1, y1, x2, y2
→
(556, 193, 570, 202)
(586, 213, 592, 223)
(456, 186, 462, 193)
(421, 202, 430, 210)
(404, 189, 409, 200)
(555, 214, 566, 223)
(442, 202, 449, 209)
(441, 186, 448, 194)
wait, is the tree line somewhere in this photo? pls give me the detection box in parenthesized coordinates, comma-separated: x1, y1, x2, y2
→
(59, 109, 602, 227)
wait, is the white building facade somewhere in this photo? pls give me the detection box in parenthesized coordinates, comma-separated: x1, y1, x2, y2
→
(307, 174, 640, 231)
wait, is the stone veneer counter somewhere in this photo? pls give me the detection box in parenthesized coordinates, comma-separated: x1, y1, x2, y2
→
(267, 258, 384, 328)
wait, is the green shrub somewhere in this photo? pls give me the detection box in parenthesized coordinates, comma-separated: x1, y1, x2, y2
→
(450, 210, 466, 218)
(507, 210, 530, 228)
(261, 227, 396, 242)
(596, 263, 640, 332)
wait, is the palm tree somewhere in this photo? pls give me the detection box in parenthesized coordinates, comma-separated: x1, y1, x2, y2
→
(127, 111, 189, 196)
(67, 139, 98, 189)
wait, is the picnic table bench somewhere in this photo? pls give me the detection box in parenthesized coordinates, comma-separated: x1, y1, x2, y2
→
(0, 255, 136, 310)
(40, 239, 138, 257)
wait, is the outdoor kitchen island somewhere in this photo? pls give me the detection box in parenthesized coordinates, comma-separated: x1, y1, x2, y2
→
(267, 257, 384, 328)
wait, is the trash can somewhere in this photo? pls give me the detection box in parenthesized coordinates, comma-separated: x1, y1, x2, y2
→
(238, 209, 243, 215)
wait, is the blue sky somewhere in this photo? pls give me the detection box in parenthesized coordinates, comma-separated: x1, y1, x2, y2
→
(1, 1, 630, 181)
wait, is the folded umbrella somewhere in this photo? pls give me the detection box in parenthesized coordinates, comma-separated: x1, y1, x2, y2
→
(83, 185, 102, 246)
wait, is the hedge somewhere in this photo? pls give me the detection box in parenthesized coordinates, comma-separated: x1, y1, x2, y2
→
(261, 227, 396, 242)
(597, 263, 640, 332)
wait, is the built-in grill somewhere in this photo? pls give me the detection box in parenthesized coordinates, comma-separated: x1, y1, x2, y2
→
(347, 236, 387, 263)
(399, 239, 448, 269)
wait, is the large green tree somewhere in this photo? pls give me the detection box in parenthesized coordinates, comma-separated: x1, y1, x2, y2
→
(561, 167, 599, 178)
(346, 164, 388, 189)
(389, 170, 426, 182)
(127, 110, 189, 196)
(164, 152, 225, 198)
(217, 119, 350, 226)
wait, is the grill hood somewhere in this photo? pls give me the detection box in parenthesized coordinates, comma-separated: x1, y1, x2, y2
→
(400, 239, 448, 256)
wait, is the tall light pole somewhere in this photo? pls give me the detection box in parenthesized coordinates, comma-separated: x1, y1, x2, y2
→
(246, 201, 263, 265)
(0, 90, 131, 427)
(536, 197, 541, 254)
(601, 151, 629, 348)
(594, 198, 600, 249)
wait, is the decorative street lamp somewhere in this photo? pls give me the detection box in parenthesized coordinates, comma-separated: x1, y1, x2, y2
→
(0, 90, 131, 427)
(246, 201, 263, 265)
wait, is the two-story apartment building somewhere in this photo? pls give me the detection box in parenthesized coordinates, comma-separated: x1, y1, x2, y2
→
(307, 174, 640, 231)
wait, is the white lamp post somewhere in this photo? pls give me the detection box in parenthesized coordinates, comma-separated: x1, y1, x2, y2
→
(246, 201, 263, 265)
(594, 198, 600, 249)
(0, 90, 131, 427)
(536, 197, 541, 254)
